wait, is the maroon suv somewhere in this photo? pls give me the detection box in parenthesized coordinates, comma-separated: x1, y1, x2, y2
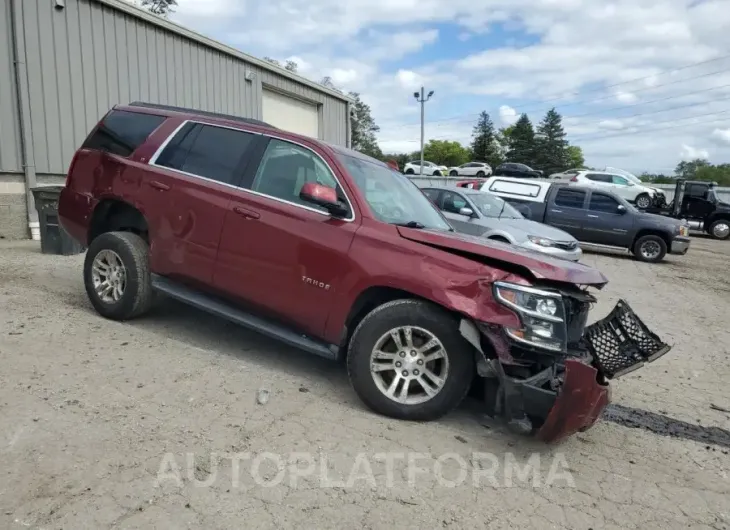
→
(59, 103, 671, 442)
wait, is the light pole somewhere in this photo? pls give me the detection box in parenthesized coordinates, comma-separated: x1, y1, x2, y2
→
(414, 87, 434, 176)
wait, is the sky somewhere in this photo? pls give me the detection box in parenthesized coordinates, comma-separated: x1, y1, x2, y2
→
(161, 0, 730, 174)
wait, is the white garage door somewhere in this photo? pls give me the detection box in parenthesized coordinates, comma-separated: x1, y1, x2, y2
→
(262, 89, 320, 138)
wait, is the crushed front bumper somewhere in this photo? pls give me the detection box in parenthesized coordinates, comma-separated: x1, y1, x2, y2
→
(670, 236, 691, 255)
(496, 300, 671, 442)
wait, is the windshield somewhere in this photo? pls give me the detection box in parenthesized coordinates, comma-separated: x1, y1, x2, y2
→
(469, 192, 524, 219)
(338, 154, 452, 231)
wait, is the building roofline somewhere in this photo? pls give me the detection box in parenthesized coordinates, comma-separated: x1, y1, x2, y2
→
(92, 0, 355, 103)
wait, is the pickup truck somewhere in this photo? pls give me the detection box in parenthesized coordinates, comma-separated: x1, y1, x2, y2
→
(480, 176, 691, 263)
(644, 179, 730, 240)
(58, 103, 672, 442)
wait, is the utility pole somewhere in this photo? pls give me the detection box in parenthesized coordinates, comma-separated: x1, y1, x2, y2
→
(413, 87, 434, 176)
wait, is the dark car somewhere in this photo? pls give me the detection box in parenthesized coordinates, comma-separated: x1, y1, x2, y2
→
(57, 102, 671, 442)
(480, 176, 691, 263)
(494, 163, 543, 179)
(645, 179, 730, 240)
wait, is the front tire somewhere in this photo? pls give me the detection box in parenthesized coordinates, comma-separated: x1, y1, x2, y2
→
(709, 219, 730, 240)
(433, 170, 441, 176)
(476, 170, 486, 178)
(405, 168, 415, 175)
(449, 170, 458, 176)
(83, 231, 154, 320)
(347, 299, 475, 421)
(632, 234, 667, 263)
(635, 193, 651, 209)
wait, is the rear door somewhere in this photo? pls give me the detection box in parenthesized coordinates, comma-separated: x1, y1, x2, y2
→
(583, 192, 633, 246)
(584, 173, 613, 191)
(146, 121, 261, 286)
(545, 188, 588, 239)
(213, 136, 358, 337)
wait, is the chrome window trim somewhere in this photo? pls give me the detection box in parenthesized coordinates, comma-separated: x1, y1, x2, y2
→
(149, 120, 356, 223)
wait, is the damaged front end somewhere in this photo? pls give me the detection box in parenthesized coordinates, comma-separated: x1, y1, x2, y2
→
(462, 282, 671, 443)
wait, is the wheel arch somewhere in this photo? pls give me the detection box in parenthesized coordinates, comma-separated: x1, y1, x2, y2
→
(632, 228, 671, 248)
(88, 199, 150, 246)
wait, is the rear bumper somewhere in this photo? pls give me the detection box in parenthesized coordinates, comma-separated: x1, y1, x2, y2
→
(670, 236, 691, 255)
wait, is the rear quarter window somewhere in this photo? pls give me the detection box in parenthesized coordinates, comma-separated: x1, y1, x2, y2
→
(554, 188, 586, 208)
(82, 110, 165, 157)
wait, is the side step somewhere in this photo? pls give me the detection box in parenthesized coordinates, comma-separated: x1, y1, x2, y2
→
(150, 274, 338, 360)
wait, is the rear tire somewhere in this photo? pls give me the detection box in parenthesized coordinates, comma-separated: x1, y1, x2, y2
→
(449, 170, 458, 176)
(476, 170, 486, 178)
(83, 231, 154, 320)
(405, 168, 415, 175)
(347, 299, 475, 421)
(632, 235, 667, 263)
(709, 219, 730, 240)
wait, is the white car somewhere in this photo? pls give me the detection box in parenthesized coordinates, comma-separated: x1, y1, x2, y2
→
(448, 162, 492, 177)
(567, 170, 662, 209)
(403, 160, 448, 176)
(548, 168, 586, 180)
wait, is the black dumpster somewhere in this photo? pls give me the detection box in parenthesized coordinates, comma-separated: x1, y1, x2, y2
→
(31, 186, 85, 255)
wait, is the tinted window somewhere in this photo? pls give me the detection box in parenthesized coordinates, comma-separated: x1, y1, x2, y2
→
(586, 173, 611, 183)
(514, 164, 530, 171)
(442, 191, 469, 214)
(687, 184, 708, 197)
(83, 110, 165, 157)
(156, 124, 254, 185)
(554, 188, 586, 208)
(422, 189, 441, 203)
(589, 193, 620, 213)
(251, 138, 343, 213)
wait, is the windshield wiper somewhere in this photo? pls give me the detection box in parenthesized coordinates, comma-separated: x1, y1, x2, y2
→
(394, 221, 426, 229)
(497, 201, 506, 219)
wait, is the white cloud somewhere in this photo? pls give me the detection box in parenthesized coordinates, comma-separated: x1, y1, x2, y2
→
(711, 128, 730, 145)
(597, 119, 625, 130)
(615, 90, 638, 104)
(396, 70, 425, 90)
(499, 105, 519, 126)
(680, 144, 710, 160)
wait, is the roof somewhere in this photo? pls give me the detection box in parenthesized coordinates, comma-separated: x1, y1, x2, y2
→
(128, 102, 274, 128)
(93, 0, 354, 104)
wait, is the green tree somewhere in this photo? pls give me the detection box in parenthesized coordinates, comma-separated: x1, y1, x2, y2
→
(675, 158, 710, 179)
(695, 164, 730, 186)
(423, 140, 471, 167)
(470, 111, 503, 168)
(349, 92, 382, 159)
(140, 0, 177, 17)
(535, 108, 569, 174)
(263, 57, 298, 73)
(505, 114, 536, 165)
(565, 145, 586, 169)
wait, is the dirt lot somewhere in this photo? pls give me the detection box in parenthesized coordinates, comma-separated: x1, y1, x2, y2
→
(1, 237, 729, 529)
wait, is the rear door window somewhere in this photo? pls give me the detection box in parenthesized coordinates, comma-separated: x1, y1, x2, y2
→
(554, 188, 586, 208)
(82, 110, 165, 157)
(421, 188, 441, 205)
(586, 173, 612, 183)
(155, 123, 255, 185)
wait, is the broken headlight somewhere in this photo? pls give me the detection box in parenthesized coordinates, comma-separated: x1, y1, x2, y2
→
(493, 281, 567, 352)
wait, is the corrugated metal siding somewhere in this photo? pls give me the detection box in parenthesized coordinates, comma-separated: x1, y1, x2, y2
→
(14, 0, 348, 176)
(0, 0, 22, 172)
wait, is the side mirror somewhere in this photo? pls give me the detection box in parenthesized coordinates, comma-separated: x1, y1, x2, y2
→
(617, 205, 627, 214)
(459, 207, 475, 217)
(299, 182, 349, 217)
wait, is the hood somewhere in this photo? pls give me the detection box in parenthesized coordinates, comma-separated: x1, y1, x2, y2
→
(639, 211, 683, 227)
(492, 218, 578, 242)
(397, 226, 607, 286)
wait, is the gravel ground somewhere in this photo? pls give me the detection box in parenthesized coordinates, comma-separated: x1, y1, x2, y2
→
(1, 237, 729, 529)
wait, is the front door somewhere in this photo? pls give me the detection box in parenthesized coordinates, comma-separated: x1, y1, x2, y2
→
(213, 136, 358, 337)
(582, 192, 634, 246)
(439, 190, 484, 236)
(610, 175, 635, 202)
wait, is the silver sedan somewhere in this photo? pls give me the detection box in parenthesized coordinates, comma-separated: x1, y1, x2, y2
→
(421, 186, 583, 262)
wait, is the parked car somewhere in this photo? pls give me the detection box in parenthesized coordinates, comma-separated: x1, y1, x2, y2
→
(480, 176, 691, 263)
(58, 102, 672, 442)
(603, 167, 668, 208)
(421, 186, 582, 262)
(548, 168, 586, 180)
(494, 162, 543, 178)
(448, 162, 492, 177)
(567, 170, 663, 209)
(403, 160, 448, 176)
(455, 178, 487, 189)
(645, 179, 730, 240)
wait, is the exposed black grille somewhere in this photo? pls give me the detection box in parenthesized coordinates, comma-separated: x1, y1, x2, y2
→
(554, 240, 578, 250)
(563, 295, 591, 346)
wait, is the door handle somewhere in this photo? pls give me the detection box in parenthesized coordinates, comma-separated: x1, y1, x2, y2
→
(233, 205, 260, 220)
(550, 209, 563, 213)
(587, 214, 599, 218)
(148, 180, 170, 191)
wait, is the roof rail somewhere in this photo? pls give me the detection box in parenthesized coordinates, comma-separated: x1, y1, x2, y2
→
(128, 101, 275, 129)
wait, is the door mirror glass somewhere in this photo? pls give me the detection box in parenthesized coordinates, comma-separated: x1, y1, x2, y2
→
(617, 204, 627, 214)
(459, 207, 475, 217)
(299, 182, 348, 217)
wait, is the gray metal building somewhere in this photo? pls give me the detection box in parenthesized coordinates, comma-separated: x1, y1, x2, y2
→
(0, 0, 352, 240)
